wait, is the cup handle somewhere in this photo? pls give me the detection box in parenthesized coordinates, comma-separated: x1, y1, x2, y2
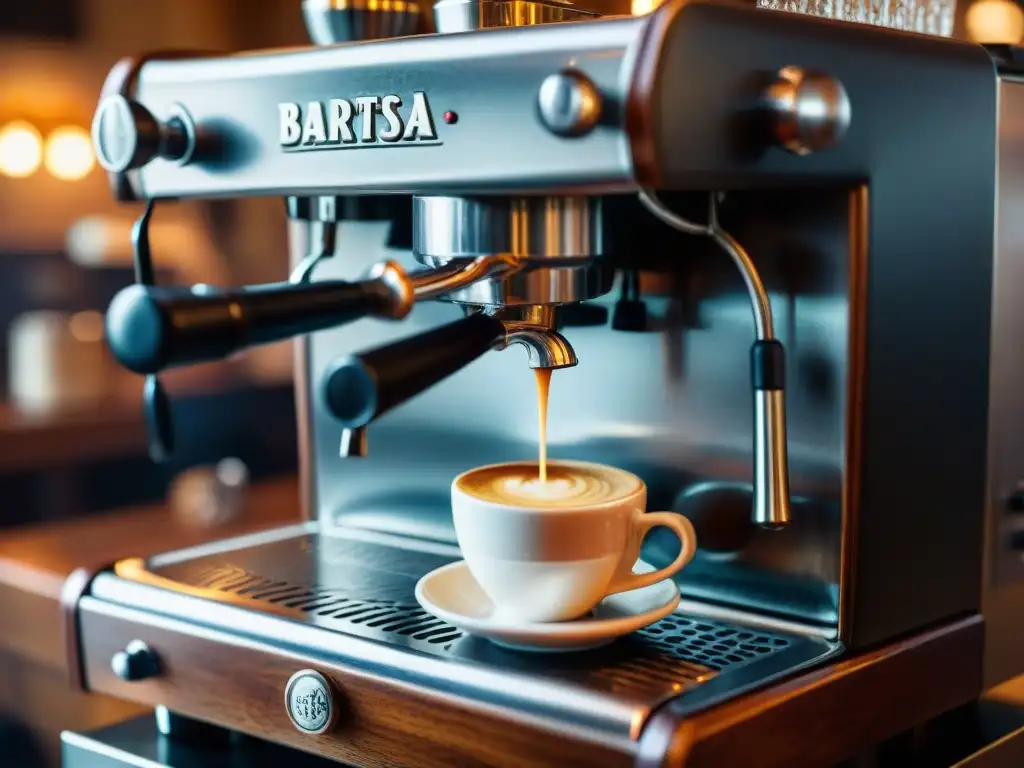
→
(605, 511, 697, 596)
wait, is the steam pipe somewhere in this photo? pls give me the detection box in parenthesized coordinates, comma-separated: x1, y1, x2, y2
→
(638, 190, 792, 530)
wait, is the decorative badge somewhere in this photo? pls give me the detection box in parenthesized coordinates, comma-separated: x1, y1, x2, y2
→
(285, 669, 336, 735)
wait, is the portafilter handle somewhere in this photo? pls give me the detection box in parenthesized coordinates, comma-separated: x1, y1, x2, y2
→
(323, 312, 506, 429)
(105, 262, 412, 375)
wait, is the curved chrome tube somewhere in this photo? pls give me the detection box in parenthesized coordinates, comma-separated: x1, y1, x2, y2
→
(408, 252, 524, 301)
(638, 190, 791, 530)
(494, 305, 577, 369)
(502, 326, 577, 369)
(638, 190, 774, 340)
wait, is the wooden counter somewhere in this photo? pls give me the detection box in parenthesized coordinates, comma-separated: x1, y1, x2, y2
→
(0, 475, 301, 766)
(0, 479, 986, 768)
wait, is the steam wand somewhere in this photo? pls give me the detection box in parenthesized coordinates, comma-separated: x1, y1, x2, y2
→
(637, 190, 792, 530)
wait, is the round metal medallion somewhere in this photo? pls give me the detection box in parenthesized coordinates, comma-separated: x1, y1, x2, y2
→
(285, 670, 336, 735)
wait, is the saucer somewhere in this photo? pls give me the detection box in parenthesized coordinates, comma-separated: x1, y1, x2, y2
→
(414, 560, 681, 652)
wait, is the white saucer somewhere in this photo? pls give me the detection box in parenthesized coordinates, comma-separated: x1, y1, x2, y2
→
(414, 560, 681, 652)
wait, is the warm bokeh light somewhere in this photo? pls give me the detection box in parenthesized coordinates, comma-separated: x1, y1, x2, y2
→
(44, 125, 95, 181)
(632, 0, 658, 13)
(69, 310, 105, 343)
(0, 120, 43, 178)
(966, 0, 1024, 42)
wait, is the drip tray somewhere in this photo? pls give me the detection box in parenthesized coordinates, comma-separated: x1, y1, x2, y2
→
(104, 529, 839, 735)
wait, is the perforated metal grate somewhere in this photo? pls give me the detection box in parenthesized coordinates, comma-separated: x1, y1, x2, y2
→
(639, 616, 791, 671)
(191, 564, 466, 652)
(186, 563, 792, 673)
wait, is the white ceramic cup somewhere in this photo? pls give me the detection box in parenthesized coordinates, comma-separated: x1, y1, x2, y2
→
(451, 460, 697, 623)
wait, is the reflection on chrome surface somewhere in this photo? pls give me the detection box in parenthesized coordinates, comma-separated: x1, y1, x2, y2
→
(307, 191, 850, 633)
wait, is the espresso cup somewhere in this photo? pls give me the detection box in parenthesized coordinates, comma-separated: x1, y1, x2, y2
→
(451, 459, 697, 623)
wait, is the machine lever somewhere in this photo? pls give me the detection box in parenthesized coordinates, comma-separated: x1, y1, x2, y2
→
(105, 263, 413, 375)
(323, 313, 506, 429)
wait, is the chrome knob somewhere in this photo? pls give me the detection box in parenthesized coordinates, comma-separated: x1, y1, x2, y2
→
(537, 71, 602, 138)
(92, 95, 194, 173)
(763, 66, 850, 156)
(111, 639, 161, 682)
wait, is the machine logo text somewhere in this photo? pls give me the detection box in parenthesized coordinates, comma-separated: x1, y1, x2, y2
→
(278, 92, 439, 150)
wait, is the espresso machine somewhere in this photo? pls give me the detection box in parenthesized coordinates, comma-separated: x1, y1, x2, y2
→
(60, 0, 1024, 764)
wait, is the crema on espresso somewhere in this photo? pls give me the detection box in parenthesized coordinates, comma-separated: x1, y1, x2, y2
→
(456, 461, 641, 508)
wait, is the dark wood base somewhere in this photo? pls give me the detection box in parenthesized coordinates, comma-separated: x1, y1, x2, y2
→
(637, 615, 983, 768)
(70, 573, 983, 768)
(76, 595, 634, 768)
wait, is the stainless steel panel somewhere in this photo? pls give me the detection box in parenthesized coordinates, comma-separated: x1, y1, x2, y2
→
(131, 17, 641, 199)
(983, 76, 1024, 690)
(306, 189, 850, 632)
(62, 716, 339, 767)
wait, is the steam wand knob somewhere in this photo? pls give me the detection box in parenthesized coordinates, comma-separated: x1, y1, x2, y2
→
(92, 94, 194, 173)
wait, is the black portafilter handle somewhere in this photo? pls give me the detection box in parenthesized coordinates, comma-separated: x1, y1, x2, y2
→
(323, 313, 507, 428)
(106, 272, 408, 375)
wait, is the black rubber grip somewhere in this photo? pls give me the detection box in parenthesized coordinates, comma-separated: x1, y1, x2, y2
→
(751, 339, 786, 391)
(105, 279, 393, 375)
(323, 313, 506, 428)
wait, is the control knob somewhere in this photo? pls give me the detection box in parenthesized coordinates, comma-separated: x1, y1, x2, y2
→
(763, 66, 851, 156)
(537, 70, 602, 138)
(111, 639, 161, 682)
(91, 95, 194, 173)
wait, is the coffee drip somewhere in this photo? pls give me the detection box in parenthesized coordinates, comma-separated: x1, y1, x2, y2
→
(535, 368, 553, 483)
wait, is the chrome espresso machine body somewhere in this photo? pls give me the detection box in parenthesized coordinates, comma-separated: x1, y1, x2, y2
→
(63, 0, 1024, 765)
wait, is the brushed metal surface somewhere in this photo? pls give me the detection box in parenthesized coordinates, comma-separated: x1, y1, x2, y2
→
(63, 714, 338, 767)
(433, 0, 598, 34)
(307, 190, 850, 632)
(129, 17, 640, 198)
(412, 195, 610, 305)
(983, 75, 1024, 690)
(413, 196, 603, 261)
(303, 0, 420, 45)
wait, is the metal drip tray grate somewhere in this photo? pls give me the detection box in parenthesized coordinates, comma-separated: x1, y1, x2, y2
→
(191, 563, 467, 652)
(126, 531, 831, 711)
(186, 562, 792, 674)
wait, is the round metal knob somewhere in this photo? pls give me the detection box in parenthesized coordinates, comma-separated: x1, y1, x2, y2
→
(91, 95, 193, 173)
(537, 71, 602, 138)
(111, 639, 161, 682)
(763, 67, 851, 156)
(285, 670, 338, 735)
